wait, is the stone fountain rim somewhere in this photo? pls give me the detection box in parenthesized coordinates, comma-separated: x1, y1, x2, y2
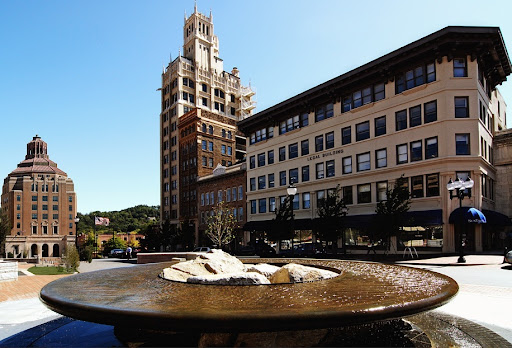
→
(39, 258, 459, 333)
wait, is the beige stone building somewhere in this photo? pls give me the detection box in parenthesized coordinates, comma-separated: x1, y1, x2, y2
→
(1, 135, 77, 259)
(238, 26, 512, 254)
(160, 5, 255, 232)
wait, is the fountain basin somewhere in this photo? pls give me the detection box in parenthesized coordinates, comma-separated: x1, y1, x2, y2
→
(39, 259, 458, 334)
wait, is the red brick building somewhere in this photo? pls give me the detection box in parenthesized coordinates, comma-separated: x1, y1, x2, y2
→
(197, 162, 247, 246)
(177, 108, 239, 241)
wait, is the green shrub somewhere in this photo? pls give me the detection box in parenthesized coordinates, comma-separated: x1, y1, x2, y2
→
(64, 245, 80, 272)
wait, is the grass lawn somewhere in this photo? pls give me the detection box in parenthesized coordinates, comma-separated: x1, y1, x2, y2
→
(27, 266, 76, 275)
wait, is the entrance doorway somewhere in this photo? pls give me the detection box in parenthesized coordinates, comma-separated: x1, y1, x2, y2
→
(31, 244, 38, 257)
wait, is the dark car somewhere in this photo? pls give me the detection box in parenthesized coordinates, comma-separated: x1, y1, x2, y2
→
(255, 243, 277, 257)
(236, 246, 256, 256)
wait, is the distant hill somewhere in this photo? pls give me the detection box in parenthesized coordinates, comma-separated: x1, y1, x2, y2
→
(77, 205, 160, 234)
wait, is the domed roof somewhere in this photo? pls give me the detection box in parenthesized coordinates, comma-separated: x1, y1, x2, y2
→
(8, 135, 67, 177)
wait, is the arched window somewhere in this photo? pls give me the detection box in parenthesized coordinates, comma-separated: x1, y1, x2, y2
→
(53, 244, 60, 257)
(202, 123, 207, 133)
(222, 129, 226, 138)
(227, 130, 232, 139)
(42, 244, 49, 257)
(31, 244, 38, 257)
(209, 125, 213, 135)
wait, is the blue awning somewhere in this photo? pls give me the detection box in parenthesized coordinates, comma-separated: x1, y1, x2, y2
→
(449, 207, 487, 224)
(482, 209, 512, 226)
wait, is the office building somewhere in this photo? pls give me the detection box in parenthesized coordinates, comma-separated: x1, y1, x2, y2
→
(239, 26, 511, 254)
(1, 135, 77, 258)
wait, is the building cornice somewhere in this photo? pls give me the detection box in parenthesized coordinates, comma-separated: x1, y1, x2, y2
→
(238, 26, 511, 134)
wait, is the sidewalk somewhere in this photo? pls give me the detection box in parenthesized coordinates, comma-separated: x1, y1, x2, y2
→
(395, 254, 505, 266)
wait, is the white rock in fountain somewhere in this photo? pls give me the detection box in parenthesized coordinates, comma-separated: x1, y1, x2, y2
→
(269, 263, 338, 284)
(197, 249, 245, 274)
(245, 263, 280, 278)
(187, 272, 271, 285)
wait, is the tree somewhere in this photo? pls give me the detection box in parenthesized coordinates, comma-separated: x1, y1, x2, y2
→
(0, 210, 11, 257)
(64, 244, 80, 272)
(102, 236, 127, 256)
(267, 197, 294, 252)
(205, 202, 236, 249)
(316, 186, 348, 254)
(374, 175, 411, 252)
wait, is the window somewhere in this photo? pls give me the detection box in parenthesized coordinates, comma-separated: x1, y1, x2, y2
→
(341, 126, 351, 145)
(357, 152, 370, 172)
(232, 187, 237, 201)
(250, 200, 256, 214)
(202, 83, 207, 92)
(279, 147, 286, 161)
(201, 193, 205, 206)
(280, 171, 287, 186)
(259, 199, 267, 213)
(303, 193, 311, 209)
(453, 58, 467, 77)
(268, 150, 274, 164)
(32, 225, 37, 234)
(316, 190, 325, 205)
(456, 134, 470, 155)
(301, 140, 309, 156)
(397, 144, 408, 164)
(207, 141, 213, 151)
(342, 156, 352, 174)
(374, 116, 386, 137)
(202, 156, 207, 166)
(250, 178, 256, 191)
(52, 205, 58, 210)
(377, 181, 387, 202)
(227, 146, 232, 156)
(376, 148, 387, 168)
(237, 186, 243, 201)
(301, 113, 309, 127)
(455, 97, 469, 118)
(342, 186, 353, 205)
(426, 173, 440, 197)
(292, 195, 299, 210)
(357, 184, 371, 204)
(315, 103, 333, 122)
(32, 195, 37, 202)
(410, 140, 422, 162)
(411, 175, 424, 198)
(250, 156, 255, 169)
(289, 168, 299, 184)
(32, 204, 37, 210)
(258, 153, 265, 167)
(395, 62, 435, 93)
(53, 214, 58, 219)
(315, 135, 324, 152)
(218, 190, 223, 203)
(396, 110, 407, 131)
(17, 195, 20, 201)
(325, 132, 334, 149)
(424, 100, 437, 123)
(268, 173, 275, 188)
(409, 105, 421, 127)
(302, 166, 310, 182)
(326, 160, 335, 177)
(356, 121, 370, 141)
(42, 196, 48, 202)
(316, 163, 324, 179)
(289, 143, 298, 159)
(221, 144, 226, 154)
(374, 83, 385, 101)
(258, 176, 266, 190)
(343, 83, 385, 112)
(269, 197, 276, 212)
(279, 114, 308, 134)
(425, 137, 438, 159)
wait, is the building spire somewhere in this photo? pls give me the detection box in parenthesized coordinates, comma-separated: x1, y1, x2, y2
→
(194, 0, 197, 13)
(210, 8, 212, 19)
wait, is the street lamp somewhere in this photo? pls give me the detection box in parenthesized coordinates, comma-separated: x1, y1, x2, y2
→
(446, 176, 474, 263)
(341, 205, 348, 254)
(287, 184, 297, 255)
(74, 217, 80, 251)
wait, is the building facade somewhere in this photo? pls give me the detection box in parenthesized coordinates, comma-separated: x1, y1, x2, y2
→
(177, 108, 238, 236)
(238, 26, 511, 254)
(197, 163, 247, 246)
(160, 5, 255, 234)
(1, 135, 77, 258)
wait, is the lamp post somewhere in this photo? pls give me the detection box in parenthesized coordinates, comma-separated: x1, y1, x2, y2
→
(446, 176, 474, 263)
(287, 184, 297, 255)
(74, 217, 80, 251)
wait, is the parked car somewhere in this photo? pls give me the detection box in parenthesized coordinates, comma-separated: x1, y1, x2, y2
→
(255, 243, 277, 257)
(235, 245, 257, 256)
(193, 247, 212, 253)
(109, 249, 125, 258)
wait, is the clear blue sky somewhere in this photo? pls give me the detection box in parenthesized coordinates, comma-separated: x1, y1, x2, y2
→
(1, 0, 512, 214)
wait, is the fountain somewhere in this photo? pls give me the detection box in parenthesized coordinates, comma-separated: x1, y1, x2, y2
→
(31, 251, 466, 347)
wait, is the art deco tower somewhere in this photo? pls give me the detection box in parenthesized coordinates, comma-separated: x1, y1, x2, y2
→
(160, 5, 255, 233)
(1, 135, 77, 258)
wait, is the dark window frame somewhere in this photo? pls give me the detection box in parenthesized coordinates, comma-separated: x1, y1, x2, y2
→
(374, 116, 386, 137)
